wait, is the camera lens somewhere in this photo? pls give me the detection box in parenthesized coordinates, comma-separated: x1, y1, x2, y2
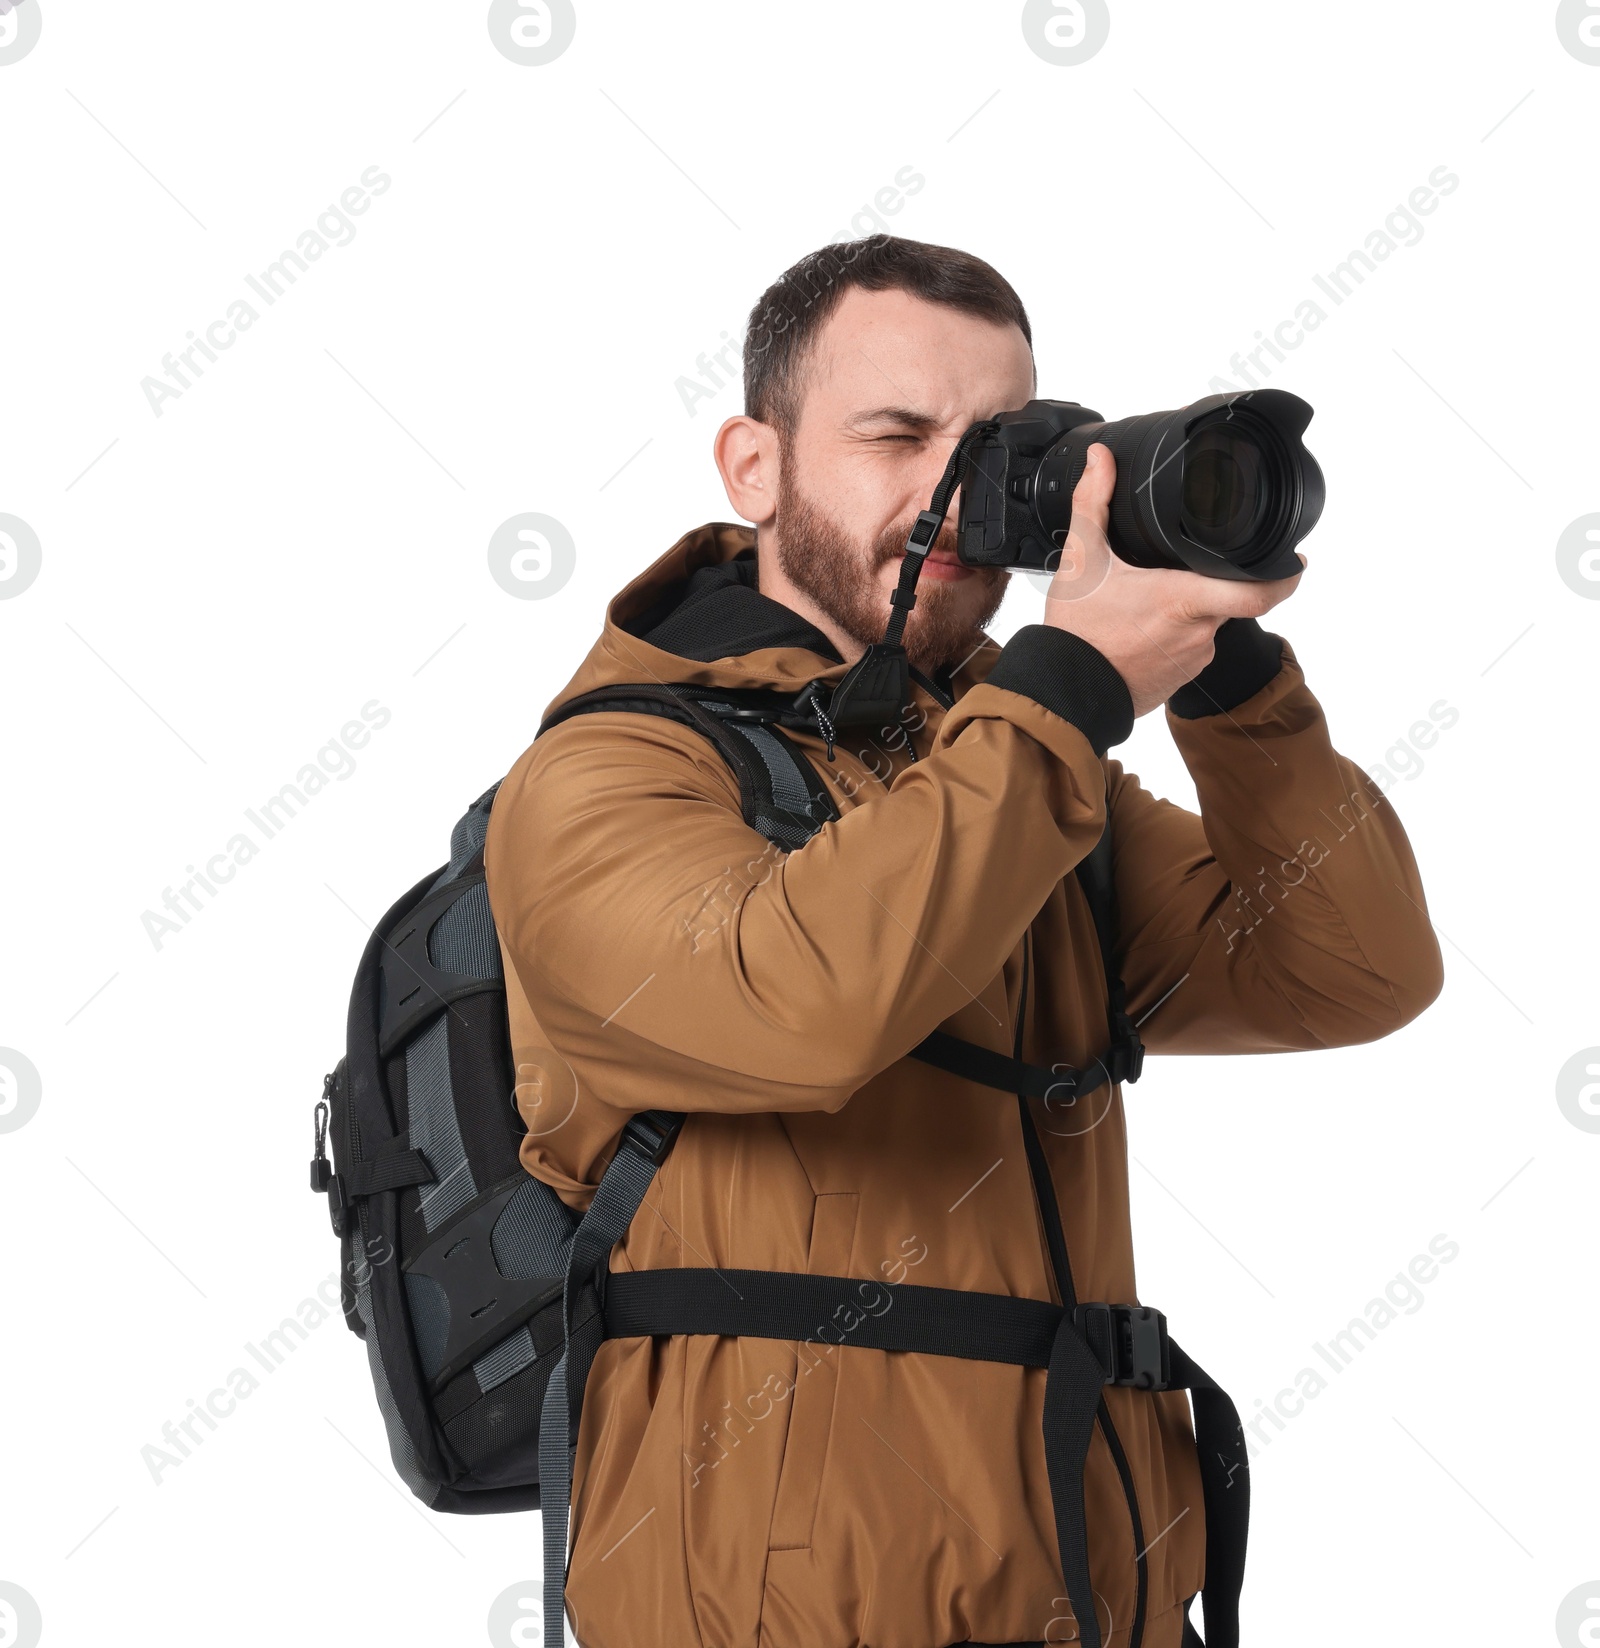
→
(1181, 424, 1265, 555)
(956, 390, 1323, 583)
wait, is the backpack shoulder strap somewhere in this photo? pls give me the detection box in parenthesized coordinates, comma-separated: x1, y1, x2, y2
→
(1072, 801, 1123, 1010)
(538, 682, 839, 852)
(1072, 797, 1145, 1076)
(539, 1110, 681, 1634)
(909, 787, 1144, 1100)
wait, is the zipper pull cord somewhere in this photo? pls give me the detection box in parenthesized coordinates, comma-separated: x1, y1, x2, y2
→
(794, 681, 838, 761)
(311, 1073, 334, 1193)
(814, 698, 837, 762)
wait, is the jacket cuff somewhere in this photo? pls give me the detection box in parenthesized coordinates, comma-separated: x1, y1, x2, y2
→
(1167, 617, 1285, 720)
(985, 624, 1134, 755)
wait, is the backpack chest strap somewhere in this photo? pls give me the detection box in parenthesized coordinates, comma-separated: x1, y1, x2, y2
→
(909, 1022, 1144, 1101)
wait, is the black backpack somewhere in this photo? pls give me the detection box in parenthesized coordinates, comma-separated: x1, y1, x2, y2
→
(311, 679, 1246, 1648)
(308, 682, 845, 1512)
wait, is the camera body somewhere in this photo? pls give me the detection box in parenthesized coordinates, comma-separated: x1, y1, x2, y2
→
(955, 389, 1324, 584)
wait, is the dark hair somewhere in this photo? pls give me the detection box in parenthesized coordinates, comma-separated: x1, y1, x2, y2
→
(742, 234, 1033, 443)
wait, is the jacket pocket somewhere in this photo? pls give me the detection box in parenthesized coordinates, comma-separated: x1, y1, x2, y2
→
(767, 1191, 857, 1550)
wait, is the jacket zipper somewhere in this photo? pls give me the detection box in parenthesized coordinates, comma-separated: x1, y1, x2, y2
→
(900, 664, 957, 766)
(1017, 929, 1150, 1648)
(908, 663, 955, 710)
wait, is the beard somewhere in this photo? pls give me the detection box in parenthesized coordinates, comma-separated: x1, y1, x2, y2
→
(770, 457, 1008, 675)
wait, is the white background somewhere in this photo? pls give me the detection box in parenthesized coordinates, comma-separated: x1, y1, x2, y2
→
(2, 2, 1596, 1645)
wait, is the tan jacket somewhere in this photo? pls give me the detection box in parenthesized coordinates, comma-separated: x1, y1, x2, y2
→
(484, 523, 1443, 1648)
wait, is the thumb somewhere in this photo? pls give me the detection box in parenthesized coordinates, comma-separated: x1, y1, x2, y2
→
(1068, 442, 1116, 537)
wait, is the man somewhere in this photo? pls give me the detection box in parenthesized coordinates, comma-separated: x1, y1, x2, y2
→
(484, 236, 1442, 1648)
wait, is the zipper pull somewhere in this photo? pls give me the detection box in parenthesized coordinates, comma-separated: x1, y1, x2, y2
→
(310, 1071, 333, 1193)
(793, 680, 838, 762)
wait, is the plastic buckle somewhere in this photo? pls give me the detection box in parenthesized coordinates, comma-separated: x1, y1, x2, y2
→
(1109, 1015, 1145, 1085)
(1125, 1029, 1145, 1084)
(623, 1112, 684, 1166)
(326, 1172, 349, 1238)
(903, 510, 943, 556)
(1076, 1303, 1170, 1390)
(1121, 1305, 1169, 1389)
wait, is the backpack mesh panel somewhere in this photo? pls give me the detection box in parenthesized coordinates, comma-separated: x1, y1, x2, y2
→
(435, 787, 498, 885)
(353, 1204, 438, 1504)
(429, 879, 500, 982)
(405, 1270, 452, 1382)
(442, 1355, 550, 1486)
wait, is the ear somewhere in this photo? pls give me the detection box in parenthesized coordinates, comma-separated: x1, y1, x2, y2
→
(713, 415, 781, 527)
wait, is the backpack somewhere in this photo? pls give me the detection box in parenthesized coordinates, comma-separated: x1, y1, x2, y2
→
(310, 679, 1247, 1648)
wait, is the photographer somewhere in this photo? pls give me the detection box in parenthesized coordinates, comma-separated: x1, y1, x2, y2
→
(484, 236, 1443, 1648)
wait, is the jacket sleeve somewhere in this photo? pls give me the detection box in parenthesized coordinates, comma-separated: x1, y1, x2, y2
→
(484, 628, 1134, 1127)
(1107, 619, 1445, 1054)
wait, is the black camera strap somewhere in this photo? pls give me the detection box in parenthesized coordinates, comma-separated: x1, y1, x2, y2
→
(824, 418, 998, 734)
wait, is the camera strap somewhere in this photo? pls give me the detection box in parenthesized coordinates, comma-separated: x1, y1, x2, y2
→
(824, 418, 998, 733)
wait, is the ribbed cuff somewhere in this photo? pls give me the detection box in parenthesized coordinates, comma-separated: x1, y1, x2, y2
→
(1167, 618, 1285, 720)
(985, 624, 1135, 755)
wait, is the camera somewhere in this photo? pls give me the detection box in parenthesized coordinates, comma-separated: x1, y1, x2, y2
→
(955, 389, 1324, 584)
(826, 389, 1324, 732)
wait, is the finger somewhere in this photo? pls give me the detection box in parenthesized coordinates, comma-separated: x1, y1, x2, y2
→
(1068, 442, 1116, 537)
(1180, 576, 1289, 622)
(1254, 568, 1304, 611)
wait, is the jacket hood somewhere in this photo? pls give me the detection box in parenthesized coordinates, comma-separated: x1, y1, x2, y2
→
(542, 521, 989, 719)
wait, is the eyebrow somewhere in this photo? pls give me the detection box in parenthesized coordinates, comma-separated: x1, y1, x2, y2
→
(847, 406, 944, 433)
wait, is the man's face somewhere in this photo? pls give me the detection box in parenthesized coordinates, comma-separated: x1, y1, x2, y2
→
(765, 285, 1036, 674)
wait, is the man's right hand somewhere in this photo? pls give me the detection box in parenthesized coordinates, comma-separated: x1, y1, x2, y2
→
(1042, 443, 1305, 718)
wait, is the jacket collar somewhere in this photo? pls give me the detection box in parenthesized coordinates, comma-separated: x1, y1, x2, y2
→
(620, 538, 844, 663)
(544, 522, 992, 721)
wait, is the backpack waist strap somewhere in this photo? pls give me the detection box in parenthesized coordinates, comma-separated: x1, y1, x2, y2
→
(602, 1267, 1163, 1382)
(601, 1268, 1246, 1648)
